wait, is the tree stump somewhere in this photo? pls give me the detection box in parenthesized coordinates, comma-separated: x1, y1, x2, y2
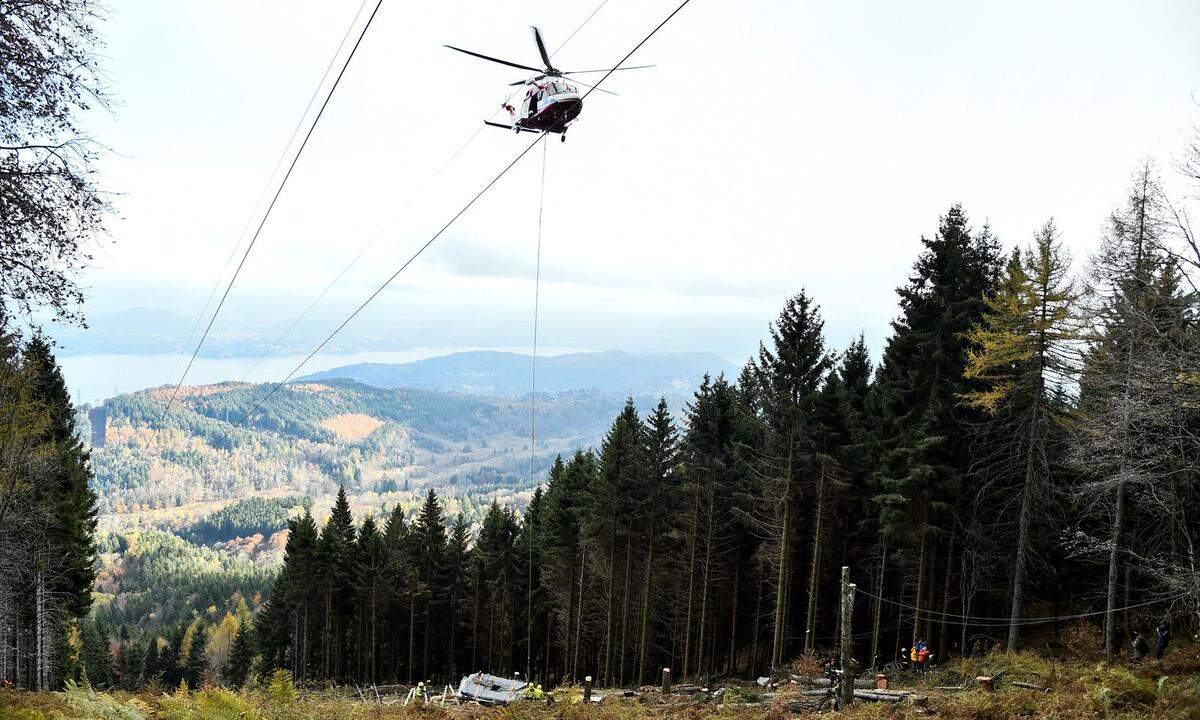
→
(977, 676, 994, 692)
(875, 673, 888, 690)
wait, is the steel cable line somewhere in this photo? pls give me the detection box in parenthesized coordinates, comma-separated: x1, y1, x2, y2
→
(163, 0, 373, 390)
(233, 0, 695, 428)
(158, 0, 384, 423)
(235, 131, 552, 428)
(850, 583, 1187, 627)
(231, 0, 613, 388)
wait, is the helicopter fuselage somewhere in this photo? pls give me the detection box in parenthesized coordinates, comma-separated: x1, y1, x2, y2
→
(514, 80, 582, 134)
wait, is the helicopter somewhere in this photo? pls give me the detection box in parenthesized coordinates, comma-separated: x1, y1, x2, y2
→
(445, 26, 652, 141)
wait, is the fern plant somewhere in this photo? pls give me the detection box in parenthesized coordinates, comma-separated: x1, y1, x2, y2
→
(54, 679, 148, 720)
(159, 687, 262, 720)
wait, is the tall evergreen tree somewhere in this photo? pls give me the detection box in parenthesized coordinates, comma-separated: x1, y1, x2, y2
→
(225, 621, 254, 688)
(873, 205, 1001, 647)
(318, 485, 357, 681)
(413, 489, 446, 680)
(964, 221, 1080, 649)
(749, 290, 835, 664)
(355, 517, 387, 684)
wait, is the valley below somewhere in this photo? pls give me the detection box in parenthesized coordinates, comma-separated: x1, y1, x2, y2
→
(80, 351, 732, 633)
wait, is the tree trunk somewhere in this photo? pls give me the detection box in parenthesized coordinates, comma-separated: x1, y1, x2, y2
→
(33, 569, 43, 693)
(619, 532, 634, 686)
(637, 528, 655, 685)
(409, 595, 417, 682)
(804, 461, 826, 653)
(912, 526, 929, 645)
(572, 546, 587, 681)
(749, 573, 763, 680)
(727, 560, 740, 676)
(696, 481, 716, 676)
(563, 546, 577, 680)
(471, 567, 481, 671)
(324, 585, 333, 681)
(1105, 481, 1124, 654)
(870, 539, 887, 667)
(771, 438, 794, 671)
(1007, 440, 1039, 651)
(602, 527, 618, 685)
(683, 494, 700, 678)
(938, 536, 955, 655)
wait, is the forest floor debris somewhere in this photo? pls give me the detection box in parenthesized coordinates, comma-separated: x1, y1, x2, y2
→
(2, 648, 1199, 720)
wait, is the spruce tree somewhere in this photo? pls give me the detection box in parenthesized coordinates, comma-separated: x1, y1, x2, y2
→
(636, 399, 679, 684)
(142, 637, 162, 686)
(443, 513, 472, 678)
(225, 621, 254, 688)
(413, 489, 446, 680)
(184, 621, 208, 687)
(317, 485, 357, 681)
(354, 516, 387, 684)
(872, 205, 1001, 646)
(749, 290, 834, 663)
(78, 618, 113, 687)
(22, 337, 98, 622)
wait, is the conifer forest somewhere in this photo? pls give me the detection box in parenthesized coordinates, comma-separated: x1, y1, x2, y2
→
(3, 1, 1200, 719)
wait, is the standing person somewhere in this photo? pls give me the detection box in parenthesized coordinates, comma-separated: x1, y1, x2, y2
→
(917, 646, 931, 674)
(1155, 621, 1171, 660)
(1131, 632, 1148, 662)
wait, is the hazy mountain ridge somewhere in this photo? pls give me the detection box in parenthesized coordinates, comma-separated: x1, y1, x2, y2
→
(298, 350, 739, 396)
(87, 379, 631, 519)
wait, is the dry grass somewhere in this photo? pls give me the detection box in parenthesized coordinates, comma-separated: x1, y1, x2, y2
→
(3, 647, 1198, 720)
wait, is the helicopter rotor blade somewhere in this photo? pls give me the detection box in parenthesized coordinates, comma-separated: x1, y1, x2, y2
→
(531, 26, 554, 71)
(560, 64, 656, 75)
(444, 45, 543, 74)
(562, 76, 619, 96)
(509, 73, 547, 86)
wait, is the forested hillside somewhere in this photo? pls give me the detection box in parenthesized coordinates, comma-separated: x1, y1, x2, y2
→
(247, 191, 1200, 692)
(86, 380, 634, 518)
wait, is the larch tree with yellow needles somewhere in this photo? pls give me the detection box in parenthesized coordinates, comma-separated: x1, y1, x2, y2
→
(963, 219, 1081, 651)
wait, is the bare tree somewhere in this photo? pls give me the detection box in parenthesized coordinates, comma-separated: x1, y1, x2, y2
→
(1070, 163, 1200, 653)
(1, 0, 111, 326)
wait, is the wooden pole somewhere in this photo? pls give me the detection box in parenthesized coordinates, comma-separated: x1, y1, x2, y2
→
(840, 567, 856, 708)
(662, 667, 671, 696)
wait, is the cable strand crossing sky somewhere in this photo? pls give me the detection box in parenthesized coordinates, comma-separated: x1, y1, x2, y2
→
(229, 0, 615, 389)
(234, 0, 696, 427)
(157, 0, 385, 423)
(162, 0, 373, 392)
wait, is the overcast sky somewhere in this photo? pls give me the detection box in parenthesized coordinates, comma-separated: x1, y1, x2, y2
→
(69, 0, 1200, 375)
